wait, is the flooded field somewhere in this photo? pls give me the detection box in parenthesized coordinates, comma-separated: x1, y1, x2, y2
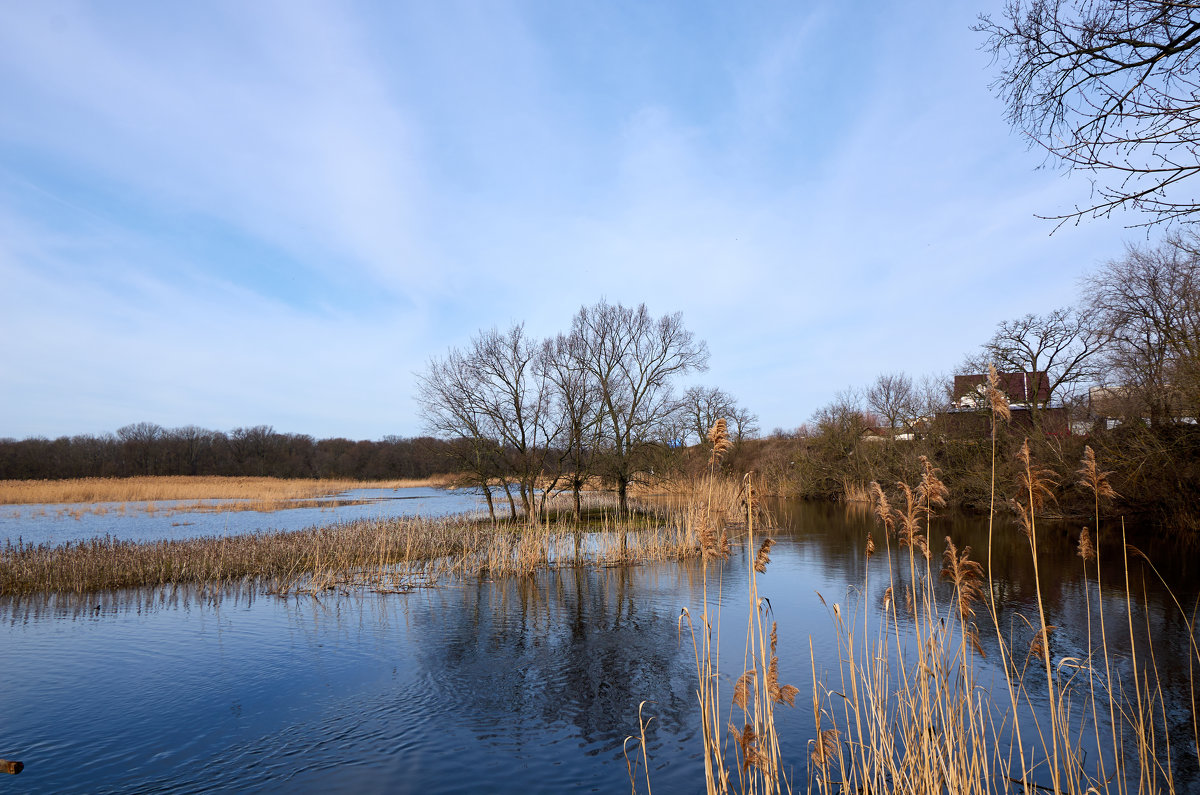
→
(1, 500, 1196, 793)
(0, 486, 487, 546)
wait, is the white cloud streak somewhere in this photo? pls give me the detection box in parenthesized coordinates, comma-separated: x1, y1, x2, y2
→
(0, 0, 1145, 438)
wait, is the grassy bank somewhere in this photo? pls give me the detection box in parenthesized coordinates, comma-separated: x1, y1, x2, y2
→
(0, 496, 703, 596)
(0, 474, 457, 508)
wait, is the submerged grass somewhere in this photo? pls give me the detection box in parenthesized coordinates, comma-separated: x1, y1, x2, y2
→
(0, 495, 701, 596)
(0, 475, 457, 507)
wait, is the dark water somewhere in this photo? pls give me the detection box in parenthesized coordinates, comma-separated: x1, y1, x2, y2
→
(0, 487, 487, 546)
(0, 501, 1196, 793)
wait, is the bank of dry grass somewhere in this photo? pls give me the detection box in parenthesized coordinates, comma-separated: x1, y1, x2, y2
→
(0, 475, 458, 507)
(0, 496, 702, 596)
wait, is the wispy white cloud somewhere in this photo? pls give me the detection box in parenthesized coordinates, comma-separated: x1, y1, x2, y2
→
(0, 0, 1149, 438)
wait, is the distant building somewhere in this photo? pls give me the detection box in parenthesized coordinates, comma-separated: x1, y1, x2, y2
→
(952, 372, 1050, 409)
(937, 371, 1069, 438)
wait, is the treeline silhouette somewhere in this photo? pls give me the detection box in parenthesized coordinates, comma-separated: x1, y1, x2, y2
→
(0, 423, 459, 481)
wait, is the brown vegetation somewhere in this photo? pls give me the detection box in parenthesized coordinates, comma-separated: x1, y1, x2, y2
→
(0, 493, 705, 596)
(672, 413, 1198, 792)
(0, 475, 456, 507)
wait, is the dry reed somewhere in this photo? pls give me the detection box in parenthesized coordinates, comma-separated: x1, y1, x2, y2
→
(675, 419, 799, 795)
(0, 496, 701, 596)
(800, 445, 1199, 795)
(0, 475, 458, 507)
(665, 412, 1196, 793)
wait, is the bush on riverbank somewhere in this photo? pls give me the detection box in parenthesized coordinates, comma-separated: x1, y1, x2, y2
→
(696, 422, 1200, 537)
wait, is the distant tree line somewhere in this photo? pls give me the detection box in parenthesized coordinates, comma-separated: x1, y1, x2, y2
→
(0, 423, 459, 481)
(416, 299, 756, 520)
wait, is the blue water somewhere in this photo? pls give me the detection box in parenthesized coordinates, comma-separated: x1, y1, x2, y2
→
(1, 487, 486, 546)
(0, 502, 1196, 793)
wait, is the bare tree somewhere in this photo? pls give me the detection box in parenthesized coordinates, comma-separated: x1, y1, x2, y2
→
(1084, 234, 1200, 424)
(969, 308, 1103, 424)
(228, 425, 275, 475)
(117, 422, 165, 475)
(415, 344, 506, 521)
(728, 404, 760, 445)
(681, 386, 738, 446)
(917, 372, 953, 416)
(679, 386, 759, 472)
(171, 425, 216, 476)
(545, 332, 603, 521)
(680, 386, 759, 447)
(811, 388, 870, 450)
(978, 2, 1200, 226)
(571, 301, 709, 513)
(865, 372, 917, 439)
(457, 324, 566, 519)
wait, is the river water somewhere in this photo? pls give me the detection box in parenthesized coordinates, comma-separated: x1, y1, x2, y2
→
(0, 486, 487, 546)
(0, 500, 1196, 793)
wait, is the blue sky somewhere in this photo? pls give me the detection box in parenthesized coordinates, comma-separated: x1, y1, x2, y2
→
(0, 0, 1141, 440)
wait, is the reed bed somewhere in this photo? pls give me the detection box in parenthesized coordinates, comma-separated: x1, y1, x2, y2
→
(665, 407, 1199, 795)
(670, 420, 801, 795)
(840, 480, 872, 503)
(799, 448, 1199, 794)
(0, 498, 701, 596)
(0, 475, 457, 506)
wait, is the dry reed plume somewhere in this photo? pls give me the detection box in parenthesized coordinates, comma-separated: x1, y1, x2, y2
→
(985, 363, 1011, 422)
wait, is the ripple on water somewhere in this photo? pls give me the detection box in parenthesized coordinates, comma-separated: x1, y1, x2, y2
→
(3, 501, 1198, 793)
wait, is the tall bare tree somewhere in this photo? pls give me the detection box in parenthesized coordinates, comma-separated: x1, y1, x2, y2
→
(865, 372, 917, 439)
(978, 1, 1200, 226)
(728, 404, 760, 446)
(117, 422, 165, 476)
(468, 324, 568, 518)
(680, 386, 759, 470)
(1084, 234, 1200, 424)
(914, 373, 953, 437)
(969, 308, 1103, 424)
(812, 388, 870, 449)
(571, 301, 709, 513)
(545, 332, 603, 521)
(681, 386, 738, 446)
(415, 344, 507, 520)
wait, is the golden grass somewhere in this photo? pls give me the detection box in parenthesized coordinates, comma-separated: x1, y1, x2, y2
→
(840, 480, 872, 503)
(0, 494, 702, 596)
(794, 450, 1200, 794)
(0, 475, 457, 507)
(663, 416, 1197, 794)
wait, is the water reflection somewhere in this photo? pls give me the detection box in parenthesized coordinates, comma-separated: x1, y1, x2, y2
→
(408, 569, 698, 759)
(0, 501, 1196, 792)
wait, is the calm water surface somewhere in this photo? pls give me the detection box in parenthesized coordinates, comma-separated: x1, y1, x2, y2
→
(1, 486, 487, 546)
(1, 500, 1196, 793)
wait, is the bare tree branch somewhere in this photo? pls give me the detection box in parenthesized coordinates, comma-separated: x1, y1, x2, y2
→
(978, 1, 1200, 227)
